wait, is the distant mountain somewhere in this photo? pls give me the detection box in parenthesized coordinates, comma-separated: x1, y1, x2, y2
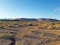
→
(0, 18, 59, 22)
(0, 18, 37, 21)
(14, 18, 37, 21)
(38, 18, 60, 22)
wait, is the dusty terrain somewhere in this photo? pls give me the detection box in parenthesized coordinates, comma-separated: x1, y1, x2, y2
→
(0, 19, 60, 45)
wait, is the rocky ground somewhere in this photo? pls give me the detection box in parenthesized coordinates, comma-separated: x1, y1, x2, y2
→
(0, 20, 60, 45)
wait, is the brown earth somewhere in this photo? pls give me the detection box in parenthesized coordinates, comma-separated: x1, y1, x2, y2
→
(0, 20, 60, 45)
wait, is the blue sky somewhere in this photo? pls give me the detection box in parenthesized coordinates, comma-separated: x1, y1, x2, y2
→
(0, 0, 60, 19)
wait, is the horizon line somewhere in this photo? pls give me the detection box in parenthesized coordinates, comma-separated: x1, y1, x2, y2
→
(0, 18, 60, 20)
